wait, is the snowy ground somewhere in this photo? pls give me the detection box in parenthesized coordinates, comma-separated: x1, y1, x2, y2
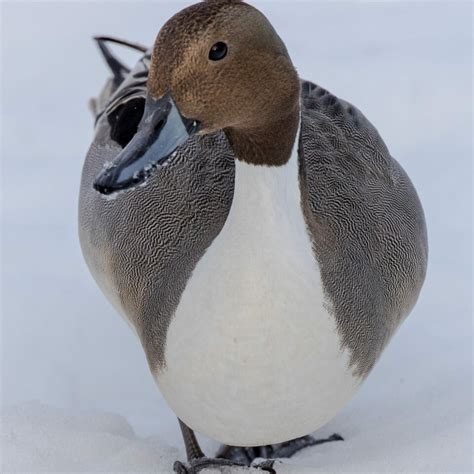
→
(1, 1, 472, 473)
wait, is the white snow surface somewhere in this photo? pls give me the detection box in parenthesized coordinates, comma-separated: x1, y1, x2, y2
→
(1, 1, 472, 473)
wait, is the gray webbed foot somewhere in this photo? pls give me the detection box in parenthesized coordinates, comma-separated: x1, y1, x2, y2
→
(270, 433, 343, 458)
(173, 457, 274, 473)
(216, 433, 343, 464)
(175, 419, 341, 473)
(216, 445, 276, 465)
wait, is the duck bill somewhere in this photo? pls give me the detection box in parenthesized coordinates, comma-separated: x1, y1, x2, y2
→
(93, 94, 200, 195)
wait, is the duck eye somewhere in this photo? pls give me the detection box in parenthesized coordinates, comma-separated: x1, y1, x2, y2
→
(209, 42, 228, 61)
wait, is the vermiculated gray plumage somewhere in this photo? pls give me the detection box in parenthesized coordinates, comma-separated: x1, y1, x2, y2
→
(80, 54, 427, 377)
(299, 82, 428, 376)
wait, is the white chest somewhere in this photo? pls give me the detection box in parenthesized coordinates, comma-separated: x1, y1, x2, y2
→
(155, 143, 359, 446)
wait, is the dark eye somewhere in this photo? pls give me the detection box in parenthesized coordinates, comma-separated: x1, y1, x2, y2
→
(209, 42, 228, 61)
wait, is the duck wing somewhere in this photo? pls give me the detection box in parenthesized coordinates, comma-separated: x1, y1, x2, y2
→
(299, 80, 428, 377)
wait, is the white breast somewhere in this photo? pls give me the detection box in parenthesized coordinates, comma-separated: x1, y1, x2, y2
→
(155, 131, 360, 446)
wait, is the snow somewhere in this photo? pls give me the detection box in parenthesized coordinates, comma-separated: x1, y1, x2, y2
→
(1, 402, 177, 473)
(1, 1, 472, 473)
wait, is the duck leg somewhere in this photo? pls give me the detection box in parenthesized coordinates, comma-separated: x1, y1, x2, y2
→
(178, 419, 204, 461)
(216, 433, 344, 464)
(173, 419, 274, 473)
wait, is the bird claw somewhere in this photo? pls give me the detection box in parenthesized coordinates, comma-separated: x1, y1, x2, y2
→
(173, 457, 276, 473)
(173, 457, 247, 473)
(251, 458, 277, 473)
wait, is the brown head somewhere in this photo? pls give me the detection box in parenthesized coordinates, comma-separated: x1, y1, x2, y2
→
(94, 0, 300, 195)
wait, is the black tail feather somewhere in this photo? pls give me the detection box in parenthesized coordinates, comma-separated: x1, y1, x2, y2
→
(93, 36, 147, 82)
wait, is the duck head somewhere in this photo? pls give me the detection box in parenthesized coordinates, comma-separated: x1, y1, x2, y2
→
(94, 0, 300, 195)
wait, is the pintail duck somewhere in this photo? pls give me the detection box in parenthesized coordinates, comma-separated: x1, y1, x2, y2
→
(79, 1, 428, 472)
